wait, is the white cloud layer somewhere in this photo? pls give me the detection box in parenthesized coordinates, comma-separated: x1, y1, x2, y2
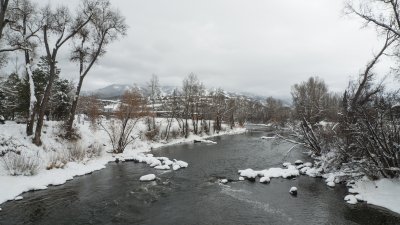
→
(5, 0, 395, 99)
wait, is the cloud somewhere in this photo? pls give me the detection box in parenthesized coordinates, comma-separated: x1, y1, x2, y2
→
(4, 0, 393, 99)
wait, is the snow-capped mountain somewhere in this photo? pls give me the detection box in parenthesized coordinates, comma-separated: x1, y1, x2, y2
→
(83, 84, 133, 99)
(84, 84, 178, 99)
(84, 84, 282, 104)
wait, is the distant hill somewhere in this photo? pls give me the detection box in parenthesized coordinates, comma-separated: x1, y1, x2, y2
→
(83, 84, 284, 104)
(83, 84, 178, 99)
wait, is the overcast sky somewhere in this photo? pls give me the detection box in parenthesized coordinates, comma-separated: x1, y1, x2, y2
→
(6, 0, 394, 99)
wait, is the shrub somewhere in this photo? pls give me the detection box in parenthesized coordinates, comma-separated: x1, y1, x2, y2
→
(1, 152, 40, 176)
(68, 144, 86, 162)
(46, 152, 68, 170)
(87, 142, 104, 158)
(145, 126, 160, 141)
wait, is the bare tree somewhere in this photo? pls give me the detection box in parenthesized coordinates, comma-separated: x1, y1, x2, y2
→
(181, 73, 202, 137)
(291, 77, 339, 155)
(66, 0, 127, 138)
(33, 4, 94, 145)
(3, 0, 42, 135)
(146, 74, 161, 131)
(0, 0, 9, 41)
(100, 89, 147, 153)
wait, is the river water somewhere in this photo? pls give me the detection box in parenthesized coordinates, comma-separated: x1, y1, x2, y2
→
(1, 125, 400, 225)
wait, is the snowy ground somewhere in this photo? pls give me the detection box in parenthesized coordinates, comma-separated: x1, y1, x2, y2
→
(347, 178, 400, 214)
(237, 158, 400, 215)
(0, 118, 246, 207)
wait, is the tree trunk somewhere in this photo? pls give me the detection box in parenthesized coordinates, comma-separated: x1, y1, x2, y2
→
(0, 0, 9, 41)
(66, 76, 84, 138)
(33, 63, 56, 145)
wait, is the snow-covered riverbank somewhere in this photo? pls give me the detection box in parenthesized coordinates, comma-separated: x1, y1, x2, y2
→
(0, 119, 246, 207)
(240, 137, 400, 215)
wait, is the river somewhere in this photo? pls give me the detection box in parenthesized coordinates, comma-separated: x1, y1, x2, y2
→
(0, 125, 399, 225)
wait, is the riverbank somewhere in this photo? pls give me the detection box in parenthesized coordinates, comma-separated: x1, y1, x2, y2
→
(306, 150, 400, 215)
(0, 118, 246, 208)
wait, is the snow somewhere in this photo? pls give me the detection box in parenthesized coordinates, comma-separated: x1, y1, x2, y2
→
(173, 160, 188, 168)
(300, 167, 322, 177)
(238, 176, 245, 181)
(294, 160, 303, 165)
(327, 181, 335, 187)
(239, 165, 300, 181)
(196, 139, 217, 144)
(220, 179, 228, 184)
(355, 194, 364, 202)
(14, 196, 23, 201)
(349, 178, 400, 214)
(348, 188, 358, 194)
(259, 176, 270, 183)
(238, 168, 258, 179)
(289, 187, 297, 194)
(154, 165, 170, 170)
(344, 195, 357, 204)
(139, 174, 156, 181)
(303, 162, 313, 167)
(282, 162, 291, 167)
(261, 136, 275, 140)
(172, 164, 181, 171)
(25, 62, 37, 116)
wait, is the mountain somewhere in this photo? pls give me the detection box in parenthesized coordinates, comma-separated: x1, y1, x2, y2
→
(85, 84, 281, 104)
(83, 84, 179, 99)
(83, 84, 133, 99)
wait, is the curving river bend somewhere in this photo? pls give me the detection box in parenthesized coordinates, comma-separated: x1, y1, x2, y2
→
(1, 125, 400, 225)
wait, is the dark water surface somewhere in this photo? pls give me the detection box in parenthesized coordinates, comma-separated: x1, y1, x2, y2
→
(1, 126, 400, 225)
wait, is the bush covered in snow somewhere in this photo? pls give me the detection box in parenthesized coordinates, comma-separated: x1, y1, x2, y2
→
(1, 152, 40, 176)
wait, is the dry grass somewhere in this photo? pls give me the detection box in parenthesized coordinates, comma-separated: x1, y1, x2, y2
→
(1, 152, 40, 176)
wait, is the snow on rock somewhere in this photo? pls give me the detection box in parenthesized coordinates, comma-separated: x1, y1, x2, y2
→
(296, 164, 305, 169)
(325, 174, 336, 187)
(258, 165, 300, 179)
(350, 178, 400, 214)
(294, 160, 303, 165)
(348, 188, 358, 194)
(327, 181, 335, 187)
(282, 162, 291, 167)
(139, 174, 156, 181)
(300, 167, 322, 177)
(14, 196, 23, 201)
(174, 160, 188, 168)
(344, 195, 357, 204)
(239, 177, 245, 181)
(119, 153, 188, 171)
(238, 169, 258, 180)
(154, 165, 170, 170)
(304, 162, 313, 167)
(261, 136, 275, 140)
(299, 167, 310, 175)
(220, 179, 228, 184)
(172, 164, 181, 171)
(239, 165, 300, 183)
(289, 187, 298, 195)
(259, 176, 270, 183)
